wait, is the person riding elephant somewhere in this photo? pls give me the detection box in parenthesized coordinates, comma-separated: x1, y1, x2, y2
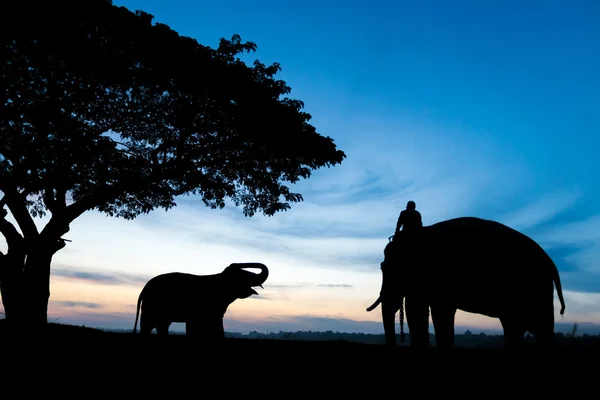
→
(388, 200, 423, 276)
(395, 200, 423, 237)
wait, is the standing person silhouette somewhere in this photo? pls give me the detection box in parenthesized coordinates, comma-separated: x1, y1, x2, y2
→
(394, 200, 422, 238)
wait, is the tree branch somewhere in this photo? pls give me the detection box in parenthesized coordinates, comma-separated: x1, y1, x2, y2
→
(56, 187, 67, 210)
(0, 211, 25, 250)
(3, 186, 38, 239)
(64, 183, 125, 223)
(43, 188, 56, 214)
(43, 186, 68, 215)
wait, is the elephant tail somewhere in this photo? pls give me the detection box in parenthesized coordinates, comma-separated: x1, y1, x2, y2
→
(543, 248, 566, 316)
(133, 290, 143, 334)
(552, 263, 566, 316)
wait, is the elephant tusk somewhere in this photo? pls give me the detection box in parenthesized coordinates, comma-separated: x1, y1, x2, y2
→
(366, 297, 381, 312)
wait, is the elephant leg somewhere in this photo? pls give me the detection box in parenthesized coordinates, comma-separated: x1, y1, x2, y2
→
(381, 301, 398, 346)
(500, 317, 527, 350)
(155, 321, 171, 336)
(405, 297, 430, 349)
(527, 307, 556, 350)
(139, 314, 154, 336)
(431, 305, 456, 350)
(205, 315, 226, 342)
(186, 319, 201, 338)
(530, 325, 555, 350)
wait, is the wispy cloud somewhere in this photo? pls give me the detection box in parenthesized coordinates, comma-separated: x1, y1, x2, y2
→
(317, 284, 353, 288)
(562, 290, 600, 315)
(564, 245, 600, 275)
(535, 215, 600, 276)
(537, 215, 600, 248)
(51, 301, 103, 309)
(267, 283, 353, 289)
(52, 265, 152, 286)
(267, 283, 313, 289)
(497, 188, 583, 232)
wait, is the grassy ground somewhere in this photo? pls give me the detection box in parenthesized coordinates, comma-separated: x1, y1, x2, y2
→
(0, 321, 597, 394)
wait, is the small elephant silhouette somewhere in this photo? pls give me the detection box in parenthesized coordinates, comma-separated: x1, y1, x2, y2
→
(133, 262, 269, 341)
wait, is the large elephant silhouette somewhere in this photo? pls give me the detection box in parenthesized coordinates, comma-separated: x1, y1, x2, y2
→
(366, 217, 566, 350)
(133, 262, 268, 341)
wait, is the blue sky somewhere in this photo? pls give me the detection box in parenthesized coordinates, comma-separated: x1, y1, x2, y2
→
(2, 0, 599, 336)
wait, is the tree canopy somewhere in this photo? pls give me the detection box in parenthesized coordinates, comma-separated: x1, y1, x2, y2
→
(0, 0, 346, 235)
(0, 0, 346, 329)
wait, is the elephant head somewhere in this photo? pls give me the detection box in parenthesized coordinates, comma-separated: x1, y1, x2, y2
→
(221, 262, 269, 299)
(366, 237, 416, 345)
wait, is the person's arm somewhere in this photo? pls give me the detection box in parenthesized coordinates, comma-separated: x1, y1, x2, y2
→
(396, 211, 405, 233)
(417, 211, 423, 228)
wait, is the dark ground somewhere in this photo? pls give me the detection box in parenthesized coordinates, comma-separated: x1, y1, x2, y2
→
(0, 321, 598, 395)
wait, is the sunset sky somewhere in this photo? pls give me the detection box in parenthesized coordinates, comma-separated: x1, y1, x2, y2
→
(2, 0, 600, 336)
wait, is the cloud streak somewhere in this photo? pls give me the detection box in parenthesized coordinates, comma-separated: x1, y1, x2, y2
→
(267, 282, 353, 289)
(498, 188, 584, 232)
(52, 301, 103, 309)
(533, 214, 600, 279)
(52, 265, 152, 287)
(317, 284, 353, 288)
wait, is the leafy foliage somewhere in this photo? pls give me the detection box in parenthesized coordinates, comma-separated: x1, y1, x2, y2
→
(0, 0, 346, 222)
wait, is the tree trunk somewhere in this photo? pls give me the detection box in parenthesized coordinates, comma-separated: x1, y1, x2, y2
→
(0, 259, 48, 335)
(21, 249, 54, 333)
(0, 254, 22, 320)
(0, 234, 27, 334)
(0, 238, 63, 336)
(1, 199, 71, 336)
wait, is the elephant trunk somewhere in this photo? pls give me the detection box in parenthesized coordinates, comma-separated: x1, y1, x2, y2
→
(230, 262, 269, 286)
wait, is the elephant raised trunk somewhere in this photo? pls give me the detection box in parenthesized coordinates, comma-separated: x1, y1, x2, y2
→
(133, 262, 270, 339)
(228, 262, 269, 287)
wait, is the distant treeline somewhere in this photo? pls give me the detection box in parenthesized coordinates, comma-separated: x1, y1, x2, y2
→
(102, 327, 599, 348)
(223, 329, 600, 349)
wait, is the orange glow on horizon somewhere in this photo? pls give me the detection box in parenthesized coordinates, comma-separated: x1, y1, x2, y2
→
(0, 274, 580, 334)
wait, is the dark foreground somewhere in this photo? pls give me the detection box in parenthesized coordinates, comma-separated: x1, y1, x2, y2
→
(0, 322, 598, 394)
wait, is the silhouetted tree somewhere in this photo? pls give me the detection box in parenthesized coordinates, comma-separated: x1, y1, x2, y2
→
(0, 1, 346, 333)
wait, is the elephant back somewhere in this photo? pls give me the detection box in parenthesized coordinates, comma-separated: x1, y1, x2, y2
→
(422, 216, 560, 300)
